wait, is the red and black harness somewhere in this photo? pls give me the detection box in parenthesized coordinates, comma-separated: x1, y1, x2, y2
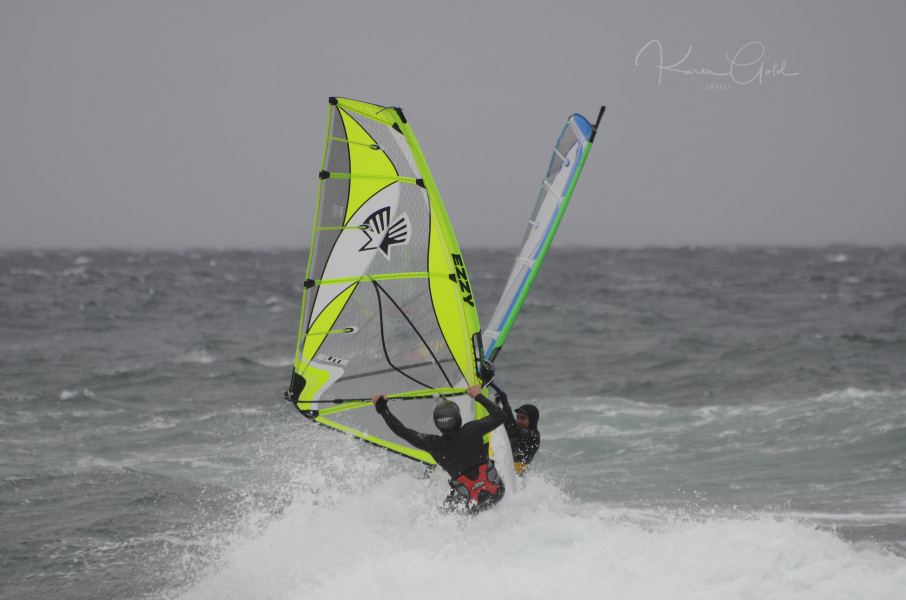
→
(450, 462, 502, 507)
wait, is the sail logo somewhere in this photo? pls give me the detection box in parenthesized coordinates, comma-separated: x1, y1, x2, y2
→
(451, 253, 474, 307)
(359, 207, 411, 258)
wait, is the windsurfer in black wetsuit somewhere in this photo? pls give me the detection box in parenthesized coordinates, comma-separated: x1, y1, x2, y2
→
(494, 389, 541, 474)
(371, 385, 506, 513)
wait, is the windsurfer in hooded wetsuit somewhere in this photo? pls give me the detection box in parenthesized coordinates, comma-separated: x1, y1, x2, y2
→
(493, 389, 541, 474)
(372, 385, 505, 513)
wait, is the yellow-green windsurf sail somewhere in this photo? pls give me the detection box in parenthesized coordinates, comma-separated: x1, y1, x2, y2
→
(286, 97, 483, 465)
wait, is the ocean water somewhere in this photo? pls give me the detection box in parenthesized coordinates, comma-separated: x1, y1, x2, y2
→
(1, 246, 905, 599)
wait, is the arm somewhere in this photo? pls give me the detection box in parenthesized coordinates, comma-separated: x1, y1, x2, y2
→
(372, 396, 434, 452)
(494, 388, 518, 436)
(463, 386, 505, 437)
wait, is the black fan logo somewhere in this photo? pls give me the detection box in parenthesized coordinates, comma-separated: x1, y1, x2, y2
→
(359, 207, 411, 258)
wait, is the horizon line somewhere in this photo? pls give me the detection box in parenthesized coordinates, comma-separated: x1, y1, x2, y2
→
(2, 242, 905, 253)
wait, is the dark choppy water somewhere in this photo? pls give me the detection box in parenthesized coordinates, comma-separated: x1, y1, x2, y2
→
(1, 247, 905, 599)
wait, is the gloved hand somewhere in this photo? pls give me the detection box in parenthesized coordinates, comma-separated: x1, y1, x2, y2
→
(371, 395, 388, 412)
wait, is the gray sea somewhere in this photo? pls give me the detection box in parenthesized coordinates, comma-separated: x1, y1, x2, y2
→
(2, 246, 905, 599)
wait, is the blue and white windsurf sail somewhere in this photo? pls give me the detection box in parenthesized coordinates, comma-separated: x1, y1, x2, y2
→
(483, 108, 605, 364)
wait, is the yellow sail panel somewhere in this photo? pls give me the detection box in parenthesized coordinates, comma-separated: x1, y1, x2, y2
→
(428, 222, 476, 387)
(300, 282, 358, 363)
(338, 107, 399, 225)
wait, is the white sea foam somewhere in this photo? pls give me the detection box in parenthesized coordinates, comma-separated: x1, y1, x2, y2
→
(0, 392, 37, 403)
(226, 407, 267, 416)
(74, 256, 92, 265)
(60, 388, 96, 400)
(560, 389, 904, 426)
(62, 265, 88, 277)
(174, 350, 216, 364)
(814, 388, 902, 403)
(195, 407, 268, 423)
(74, 455, 139, 471)
(129, 416, 179, 432)
(547, 422, 625, 439)
(768, 510, 906, 525)
(172, 468, 906, 600)
(251, 356, 293, 368)
(9, 268, 50, 278)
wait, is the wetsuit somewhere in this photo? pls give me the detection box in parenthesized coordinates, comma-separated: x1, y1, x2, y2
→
(496, 392, 541, 474)
(374, 393, 505, 512)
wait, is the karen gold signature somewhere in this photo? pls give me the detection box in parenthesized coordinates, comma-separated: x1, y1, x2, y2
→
(635, 40, 799, 86)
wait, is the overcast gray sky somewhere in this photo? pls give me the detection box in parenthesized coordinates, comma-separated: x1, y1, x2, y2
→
(1, 0, 904, 248)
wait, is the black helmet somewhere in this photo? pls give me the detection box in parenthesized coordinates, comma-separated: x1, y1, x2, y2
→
(433, 399, 462, 431)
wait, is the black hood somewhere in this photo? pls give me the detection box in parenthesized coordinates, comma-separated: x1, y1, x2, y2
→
(515, 404, 539, 430)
